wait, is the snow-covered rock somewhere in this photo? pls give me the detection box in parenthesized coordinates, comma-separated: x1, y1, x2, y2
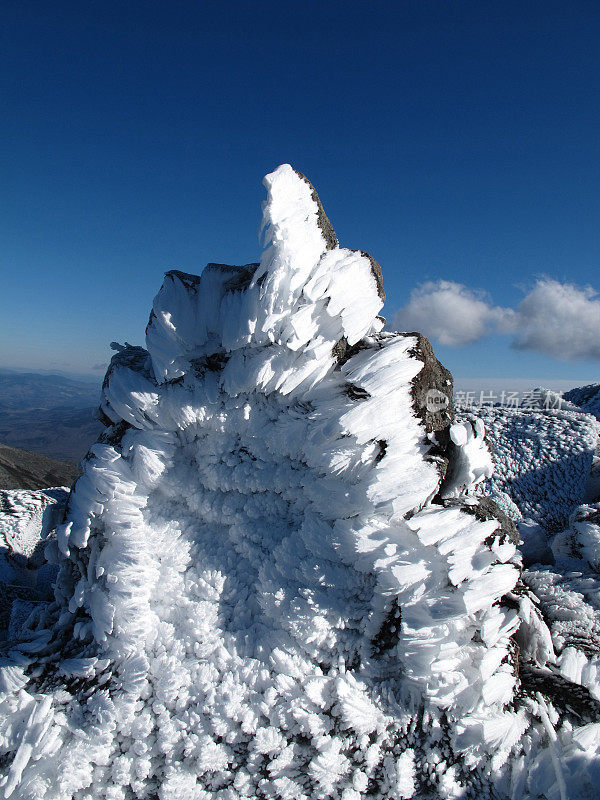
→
(0, 165, 597, 799)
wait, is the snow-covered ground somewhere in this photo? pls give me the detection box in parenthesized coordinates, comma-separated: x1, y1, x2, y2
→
(0, 166, 599, 799)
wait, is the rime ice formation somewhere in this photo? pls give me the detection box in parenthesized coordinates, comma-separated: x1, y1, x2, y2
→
(0, 165, 599, 799)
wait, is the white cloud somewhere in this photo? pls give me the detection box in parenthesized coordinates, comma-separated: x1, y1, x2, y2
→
(393, 278, 600, 361)
(512, 279, 600, 361)
(393, 280, 515, 346)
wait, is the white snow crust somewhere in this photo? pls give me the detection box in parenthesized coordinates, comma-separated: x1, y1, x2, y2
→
(0, 166, 599, 799)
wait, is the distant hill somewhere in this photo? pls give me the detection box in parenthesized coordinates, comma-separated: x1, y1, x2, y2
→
(0, 442, 79, 490)
(0, 369, 101, 409)
(0, 369, 103, 460)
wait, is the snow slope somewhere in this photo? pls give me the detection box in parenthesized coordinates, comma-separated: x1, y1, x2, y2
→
(457, 404, 599, 531)
(564, 384, 600, 422)
(0, 166, 598, 799)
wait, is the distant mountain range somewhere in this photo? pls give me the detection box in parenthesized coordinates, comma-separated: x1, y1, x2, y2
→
(0, 369, 103, 461)
(0, 442, 79, 490)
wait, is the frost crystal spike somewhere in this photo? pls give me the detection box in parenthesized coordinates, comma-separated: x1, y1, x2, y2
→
(1, 165, 598, 799)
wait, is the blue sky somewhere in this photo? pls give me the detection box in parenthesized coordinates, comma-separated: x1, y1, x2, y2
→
(1, 0, 599, 383)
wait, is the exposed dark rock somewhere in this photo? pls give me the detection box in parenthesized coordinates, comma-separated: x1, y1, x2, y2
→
(97, 409, 115, 428)
(406, 333, 454, 435)
(332, 337, 348, 361)
(98, 420, 132, 448)
(476, 497, 520, 543)
(191, 352, 230, 376)
(224, 263, 260, 292)
(374, 440, 387, 464)
(145, 309, 156, 335)
(336, 331, 455, 485)
(345, 383, 370, 401)
(427, 452, 450, 483)
(0, 165, 547, 796)
(577, 507, 600, 525)
(372, 599, 402, 657)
